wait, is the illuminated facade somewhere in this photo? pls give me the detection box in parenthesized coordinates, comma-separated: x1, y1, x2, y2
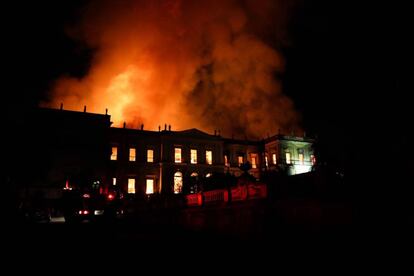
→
(22, 107, 314, 199)
(108, 127, 223, 195)
(109, 127, 315, 195)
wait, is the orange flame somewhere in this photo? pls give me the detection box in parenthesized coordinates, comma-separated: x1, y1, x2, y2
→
(43, 0, 300, 138)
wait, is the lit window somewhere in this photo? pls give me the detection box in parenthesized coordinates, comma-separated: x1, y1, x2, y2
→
(272, 153, 277, 165)
(128, 178, 135, 194)
(206, 150, 212, 165)
(191, 172, 198, 177)
(112, 178, 116, 186)
(238, 156, 244, 166)
(174, 172, 183, 194)
(146, 179, 154, 194)
(129, 148, 136, 161)
(299, 153, 304, 165)
(251, 153, 257, 169)
(175, 148, 182, 163)
(224, 155, 229, 167)
(190, 149, 197, 164)
(311, 154, 316, 165)
(286, 152, 291, 164)
(111, 147, 118, 160)
(147, 149, 154, 163)
(265, 156, 269, 168)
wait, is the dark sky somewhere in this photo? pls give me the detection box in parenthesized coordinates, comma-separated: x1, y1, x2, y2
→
(3, 1, 406, 173)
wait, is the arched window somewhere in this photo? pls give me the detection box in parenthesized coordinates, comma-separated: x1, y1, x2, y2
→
(174, 171, 183, 194)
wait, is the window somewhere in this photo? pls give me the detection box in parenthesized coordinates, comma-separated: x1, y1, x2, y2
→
(174, 148, 182, 163)
(206, 150, 212, 165)
(112, 178, 117, 186)
(174, 172, 183, 194)
(129, 148, 136, 161)
(286, 152, 291, 164)
(146, 179, 154, 194)
(311, 154, 316, 165)
(224, 155, 229, 167)
(111, 147, 118, 160)
(128, 178, 135, 194)
(299, 153, 304, 165)
(265, 156, 269, 168)
(238, 156, 244, 166)
(147, 149, 154, 163)
(190, 149, 197, 164)
(190, 172, 199, 194)
(272, 153, 277, 165)
(251, 153, 257, 169)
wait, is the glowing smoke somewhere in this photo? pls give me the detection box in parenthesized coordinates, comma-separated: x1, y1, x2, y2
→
(44, 0, 300, 138)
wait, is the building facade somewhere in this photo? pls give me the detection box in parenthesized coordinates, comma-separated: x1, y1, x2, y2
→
(109, 128, 315, 196)
(21, 108, 315, 198)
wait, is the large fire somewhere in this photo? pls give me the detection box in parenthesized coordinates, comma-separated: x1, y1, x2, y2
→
(43, 0, 300, 139)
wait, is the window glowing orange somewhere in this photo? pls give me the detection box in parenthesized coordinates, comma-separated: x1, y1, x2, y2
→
(251, 153, 257, 168)
(238, 156, 243, 166)
(206, 150, 212, 165)
(147, 149, 154, 163)
(128, 178, 135, 194)
(190, 149, 197, 164)
(175, 148, 182, 163)
(224, 155, 229, 167)
(129, 148, 136, 161)
(111, 147, 118, 160)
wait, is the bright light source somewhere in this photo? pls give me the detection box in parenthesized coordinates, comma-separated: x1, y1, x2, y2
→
(111, 147, 118, 160)
(64, 180, 72, 190)
(251, 153, 257, 168)
(128, 178, 136, 194)
(83, 193, 90, 198)
(107, 194, 114, 200)
(147, 149, 154, 163)
(146, 179, 154, 194)
(191, 149, 197, 164)
(129, 148, 136, 161)
(174, 172, 183, 193)
(175, 148, 182, 163)
(206, 150, 212, 165)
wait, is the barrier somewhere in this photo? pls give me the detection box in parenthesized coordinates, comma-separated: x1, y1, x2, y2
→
(185, 183, 267, 207)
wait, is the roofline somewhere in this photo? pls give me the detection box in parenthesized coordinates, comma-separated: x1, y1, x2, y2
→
(38, 107, 110, 118)
(264, 134, 315, 143)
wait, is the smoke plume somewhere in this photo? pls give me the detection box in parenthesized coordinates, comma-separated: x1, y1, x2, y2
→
(44, 0, 300, 138)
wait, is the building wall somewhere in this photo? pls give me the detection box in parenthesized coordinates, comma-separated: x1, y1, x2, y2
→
(104, 132, 315, 194)
(264, 136, 314, 175)
(223, 140, 261, 178)
(109, 128, 224, 195)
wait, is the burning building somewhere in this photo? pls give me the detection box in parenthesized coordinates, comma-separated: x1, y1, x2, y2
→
(23, 107, 313, 199)
(10, 105, 315, 222)
(15, 107, 315, 204)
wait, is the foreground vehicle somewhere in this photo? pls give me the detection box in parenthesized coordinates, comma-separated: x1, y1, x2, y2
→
(62, 189, 123, 223)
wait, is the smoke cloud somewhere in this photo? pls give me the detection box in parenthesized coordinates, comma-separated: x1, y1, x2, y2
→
(44, 0, 300, 139)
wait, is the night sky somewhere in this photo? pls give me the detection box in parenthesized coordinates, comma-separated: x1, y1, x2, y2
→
(3, 1, 407, 178)
(3, 0, 413, 250)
